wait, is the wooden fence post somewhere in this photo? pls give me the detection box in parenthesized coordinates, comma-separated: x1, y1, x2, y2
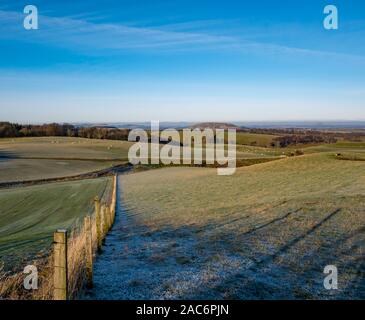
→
(107, 205, 112, 230)
(102, 204, 108, 237)
(53, 229, 68, 300)
(109, 208, 114, 227)
(105, 205, 110, 231)
(84, 216, 93, 288)
(113, 175, 117, 207)
(111, 175, 117, 224)
(95, 196, 102, 251)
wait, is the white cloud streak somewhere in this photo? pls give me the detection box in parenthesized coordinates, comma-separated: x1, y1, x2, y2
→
(1, 9, 365, 62)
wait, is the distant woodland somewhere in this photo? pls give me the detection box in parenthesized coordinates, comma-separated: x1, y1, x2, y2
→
(0, 122, 129, 140)
(246, 128, 365, 147)
(1, 121, 364, 147)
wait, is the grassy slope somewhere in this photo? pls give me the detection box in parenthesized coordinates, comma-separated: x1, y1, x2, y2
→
(0, 136, 133, 160)
(0, 134, 330, 184)
(303, 141, 365, 153)
(122, 153, 365, 299)
(236, 132, 278, 147)
(175, 131, 278, 148)
(0, 159, 119, 183)
(0, 137, 132, 182)
(0, 177, 112, 270)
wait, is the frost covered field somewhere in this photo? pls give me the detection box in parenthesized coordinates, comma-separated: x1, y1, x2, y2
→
(85, 152, 365, 300)
(1, 136, 364, 299)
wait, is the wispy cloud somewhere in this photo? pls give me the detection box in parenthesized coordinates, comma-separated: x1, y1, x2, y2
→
(1, 9, 365, 62)
(0, 10, 231, 50)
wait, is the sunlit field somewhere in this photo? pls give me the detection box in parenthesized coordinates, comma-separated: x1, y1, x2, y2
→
(0, 135, 364, 299)
(0, 137, 132, 183)
(0, 177, 112, 270)
(119, 152, 365, 299)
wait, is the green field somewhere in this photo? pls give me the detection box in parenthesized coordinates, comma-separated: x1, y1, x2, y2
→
(0, 136, 133, 160)
(122, 152, 365, 299)
(0, 158, 119, 184)
(236, 132, 278, 147)
(0, 137, 132, 183)
(0, 177, 112, 270)
(305, 141, 365, 154)
(1, 135, 364, 298)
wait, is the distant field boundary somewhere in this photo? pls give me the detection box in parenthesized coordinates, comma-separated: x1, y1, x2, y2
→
(0, 163, 131, 190)
(14, 156, 129, 162)
(0, 156, 285, 190)
(0, 175, 118, 300)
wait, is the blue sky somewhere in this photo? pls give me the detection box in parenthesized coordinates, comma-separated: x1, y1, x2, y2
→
(0, 0, 365, 123)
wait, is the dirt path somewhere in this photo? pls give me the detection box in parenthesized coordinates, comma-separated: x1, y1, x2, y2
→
(80, 176, 315, 300)
(82, 175, 224, 300)
(82, 175, 173, 300)
(82, 176, 364, 300)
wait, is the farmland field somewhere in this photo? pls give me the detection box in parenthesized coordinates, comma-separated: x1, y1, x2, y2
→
(0, 135, 364, 300)
(89, 152, 365, 299)
(0, 136, 281, 183)
(0, 137, 132, 160)
(0, 137, 132, 183)
(0, 158, 120, 184)
(0, 177, 112, 271)
(236, 132, 278, 147)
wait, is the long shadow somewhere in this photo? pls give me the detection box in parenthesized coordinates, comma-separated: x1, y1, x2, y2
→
(256, 208, 342, 266)
(241, 207, 302, 237)
(190, 201, 292, 236)
(276, 222, 365, 299)
(190, 208, 345, 300)
(86, 196, 363, 300)
(319, 225, 365, 299)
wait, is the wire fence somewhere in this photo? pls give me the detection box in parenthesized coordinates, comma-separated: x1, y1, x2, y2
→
(0, 175, 117, 300)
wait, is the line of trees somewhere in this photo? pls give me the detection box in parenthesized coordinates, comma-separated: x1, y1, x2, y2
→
(0, 122, 130, 140)
(271, 134, 337, 148)
(248, 128, 365, 147)
(1, 121, 363, 146)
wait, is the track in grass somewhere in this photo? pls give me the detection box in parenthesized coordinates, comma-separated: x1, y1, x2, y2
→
(83, 154, 365, 299)
(1, 137, 364, 298)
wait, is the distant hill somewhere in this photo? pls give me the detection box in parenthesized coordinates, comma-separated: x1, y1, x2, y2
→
(191, 122, 240, 130)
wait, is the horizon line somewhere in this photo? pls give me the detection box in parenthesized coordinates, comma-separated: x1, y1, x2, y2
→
(2, 119, 365, 125)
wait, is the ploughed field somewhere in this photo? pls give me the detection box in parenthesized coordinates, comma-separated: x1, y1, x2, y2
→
(112, 152, 365, 299)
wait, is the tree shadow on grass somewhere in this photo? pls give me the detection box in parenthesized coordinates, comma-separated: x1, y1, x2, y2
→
(191, 207, 365, 300)
(84, 192, 363, 300)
